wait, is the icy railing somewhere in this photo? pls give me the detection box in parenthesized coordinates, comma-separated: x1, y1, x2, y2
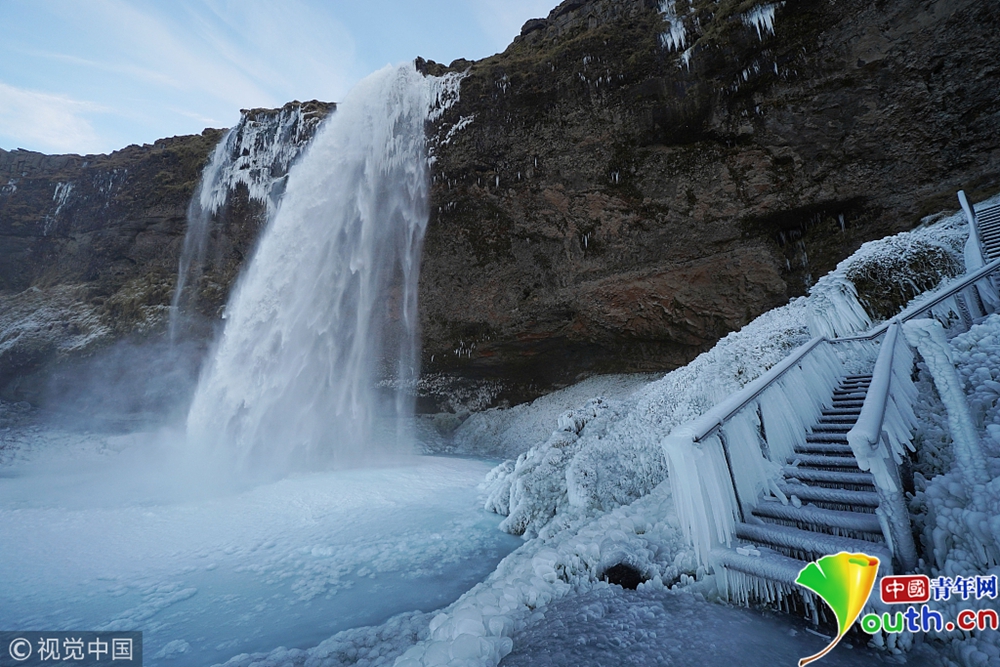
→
(960, 191, 986, 269)
(958, 189, 1000, 314)
(661, 338, 843, 565)
(664, 256, 1000, 567)
(846, 321, 919, 571)
(810, 193, 1000, 338)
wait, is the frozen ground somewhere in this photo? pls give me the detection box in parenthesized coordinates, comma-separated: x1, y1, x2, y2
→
(499, 585, 947, 667)
(0, 423, 520, 667)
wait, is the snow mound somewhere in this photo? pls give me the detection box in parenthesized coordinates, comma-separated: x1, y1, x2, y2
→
(453, 374, 653, 459)
(482, 297, 812, 538)
(808, 211, 968, 337)
(391, 481, 695, 667)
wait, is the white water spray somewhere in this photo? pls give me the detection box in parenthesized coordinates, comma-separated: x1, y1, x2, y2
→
(186, 64, 460, 474)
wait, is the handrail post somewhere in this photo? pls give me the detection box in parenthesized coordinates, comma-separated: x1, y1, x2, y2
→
(717, 431, 746, 523)
(959, 190, 986, 270)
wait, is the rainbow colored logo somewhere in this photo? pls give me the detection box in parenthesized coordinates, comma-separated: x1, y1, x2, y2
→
(794, 552, 880, 666)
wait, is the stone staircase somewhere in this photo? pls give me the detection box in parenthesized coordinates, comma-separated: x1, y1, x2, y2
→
(712, 374, 893, 598)
(977, 203, 1000, 261)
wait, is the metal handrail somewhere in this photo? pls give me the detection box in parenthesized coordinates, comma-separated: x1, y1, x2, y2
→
(669, 200, 999, 569)
(847, 320, 900, 450)
(688, 256, 1000, 444)
(833, 256, 1000, 342)
(690, 337, 826, 443)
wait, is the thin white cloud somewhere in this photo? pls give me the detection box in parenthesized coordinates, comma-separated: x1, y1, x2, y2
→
(13, 49, 185, 90)
(192, 0, 360, 103)
(85, 0, 280, 109)
(0, 82, 107, 154)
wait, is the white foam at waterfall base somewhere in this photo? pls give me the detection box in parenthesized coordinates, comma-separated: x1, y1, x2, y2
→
(187, 64, 447, 477)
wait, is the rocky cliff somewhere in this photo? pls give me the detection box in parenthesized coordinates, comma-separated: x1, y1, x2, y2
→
(417, 0, 1000, 401)
(1, 0, 998, 409)
(0, 101, 331, 401)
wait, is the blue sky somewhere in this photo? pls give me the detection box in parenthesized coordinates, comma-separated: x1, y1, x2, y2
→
(0, 0, 555, 155)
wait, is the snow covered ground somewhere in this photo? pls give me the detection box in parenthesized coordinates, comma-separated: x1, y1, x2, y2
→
(0, 424, 520, 666)
(499, 584, 945, 667)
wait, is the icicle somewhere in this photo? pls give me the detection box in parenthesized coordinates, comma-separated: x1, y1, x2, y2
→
(719, 407, 785, 509)
(662, 429, 739, 566)
(807, 274, 872, 337)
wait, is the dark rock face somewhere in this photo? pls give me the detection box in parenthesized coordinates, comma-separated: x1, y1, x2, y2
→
(0, 101, 332, 401)
(2, 0, 999, 409)
(417, 0, 1000, 401)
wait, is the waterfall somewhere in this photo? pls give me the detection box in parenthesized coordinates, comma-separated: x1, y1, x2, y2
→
(169, 101, 332, 343)
(186, 63, 460, 475)
(168, 135, 231, 343)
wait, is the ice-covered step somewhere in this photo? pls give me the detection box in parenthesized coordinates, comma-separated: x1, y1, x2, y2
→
(711, 547, 805, 587)
(783, 466, 875, 490)
(830, 400, 865, 409)
(789, 454, 860, 469)
(816, 414, 859, 424)
(795, 441, 854, 455)
(808, 433, 851, 443)
(735, 523, 890, 564)
(810, 423, 852, 433)
(822, 407, 862, 417)
(751, 502, 884, 538)
(776, 483, 879, 510)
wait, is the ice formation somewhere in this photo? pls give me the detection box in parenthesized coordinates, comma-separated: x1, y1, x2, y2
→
(806, 211, 968, 337)
(480, 298, 815, 540)
(663, 338, 842, 565)
(905, 319, 989, 489)
(187, 65, 463, 475)
(902, 313, 1000, 664)
(658, 0, 687, 52)
(741, 3, 781, 41)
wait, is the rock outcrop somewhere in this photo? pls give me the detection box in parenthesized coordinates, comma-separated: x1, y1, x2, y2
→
(417, 0, 1000, 400)
(2, 0, 999, 409)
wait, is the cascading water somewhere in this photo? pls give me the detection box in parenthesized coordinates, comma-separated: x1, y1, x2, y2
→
(186, 63, 460, 475)
(168, 136, 230, 343)
(169, 102, 330, 343)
